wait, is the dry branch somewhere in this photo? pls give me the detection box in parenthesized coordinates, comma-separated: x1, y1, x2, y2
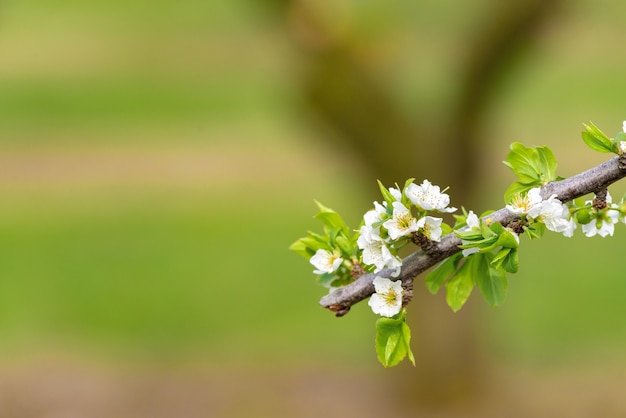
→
(320, 155, 626, 316)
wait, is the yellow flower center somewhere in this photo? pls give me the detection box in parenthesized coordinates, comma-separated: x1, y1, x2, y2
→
(384, 290, 399, 305)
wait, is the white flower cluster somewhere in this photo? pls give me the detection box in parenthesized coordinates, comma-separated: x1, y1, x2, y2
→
(505, 187, 626, 238)
(580, 191, 622, 238)
(506, 187, 576, 237)
(357, 180, 456, 277)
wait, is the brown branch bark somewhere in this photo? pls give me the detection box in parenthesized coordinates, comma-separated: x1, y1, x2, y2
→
(321, 154, 626, 316)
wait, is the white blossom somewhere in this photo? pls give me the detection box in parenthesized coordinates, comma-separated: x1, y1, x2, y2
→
(559, 204, 577, 237)
(357, 223, 379, 248)
(383, 202, 420, 240)
(623, 120, 626, 133)
(581, 192, 620, 237)
(460, 210, 481, 257)
(361, 201, 389, 243)
(536, 195, 572, 234)
(368, 276, 403, 317)
(363, 201, 388, 228)
(310, 249, 343, 275)
(466, 210, 480, 229)
(508, 188, 575, 237)
(417, 215, 443, 242)
(582, 216, 618, 237)
(507, 187, 543, 216)
(358, 232, 402, 275)
(389, 187, 402, 202)
(405, 180, 456, 213)
(360, 201, 390, 248)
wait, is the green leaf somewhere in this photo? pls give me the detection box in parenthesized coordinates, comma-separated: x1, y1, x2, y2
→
(425, 253, 462, 294)
(582, 122, 613, 153)
(314, 201, 349, 235)
(490, 247, 510, 268)
(488, 221, 505, 235)
(375, 312, 414, 368)
(455, 229, 483, 241)
(503, 142, 544, 183)
(288, 232, 328, 258)
(582, 132, 613, 153)
(491, 247, 518, 273)
(502, 248, 519, 274)
(473, 253, 508, 307)
(536, 146, 558, 181)
(288, 239, 311, 258)
(494, 228, 520, 249)
(334, 234, 355, 257)
(462, 235, 498, 251)
(508, 142, 557, 182)
(525, 223, 544, 239)
(480, 221, 497, 239)
(377, 180, 397, 206)
(502, 142, 558, 203)
(401, 321, 415, 366)
(445, 258, 475, 312)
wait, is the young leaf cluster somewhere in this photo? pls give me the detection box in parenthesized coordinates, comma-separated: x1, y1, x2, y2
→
(502, 142, 558, 203)
(425, 214, 517, 312)
(289, 201, 358, 288)
(582, 121, 626, 155)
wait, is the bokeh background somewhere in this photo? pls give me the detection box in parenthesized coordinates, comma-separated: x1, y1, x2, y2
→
(0, 0, 625, 417)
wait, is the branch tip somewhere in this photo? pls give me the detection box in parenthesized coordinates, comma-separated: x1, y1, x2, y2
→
(319, 155, 626, 316)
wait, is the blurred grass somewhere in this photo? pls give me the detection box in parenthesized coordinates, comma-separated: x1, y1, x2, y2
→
(0, 78, 292, 134)
(0, 0, 625, 375)
(0, 175, 376, 363)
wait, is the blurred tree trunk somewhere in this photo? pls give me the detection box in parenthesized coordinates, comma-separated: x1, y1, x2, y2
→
(265, 0, 559, 409)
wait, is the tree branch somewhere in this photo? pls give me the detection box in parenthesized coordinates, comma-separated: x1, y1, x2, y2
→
(320, 154, 626, 316)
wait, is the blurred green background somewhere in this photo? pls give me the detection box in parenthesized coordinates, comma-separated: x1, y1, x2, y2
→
(0, 0, 626, 416)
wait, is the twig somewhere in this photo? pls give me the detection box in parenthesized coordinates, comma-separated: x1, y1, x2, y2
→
(320, 155, 626, 316)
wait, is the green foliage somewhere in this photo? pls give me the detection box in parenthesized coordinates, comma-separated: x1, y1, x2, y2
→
(581, 121, 614, 153)
(434, 217, 520, 311)
(437, 251, 510, 312)
(289, 202, 358, 288)
(377, 180, 398, 208)
(290, 202, 357, 259)
(502, 142, 558, 203)
(375, 310, 415, 368)
(473, 253, 508, 307)
(425, 253, 462, 294)
(581, 121, 626, 155)
(313, 200, 351, 238)
(444, 257, 475, 312)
